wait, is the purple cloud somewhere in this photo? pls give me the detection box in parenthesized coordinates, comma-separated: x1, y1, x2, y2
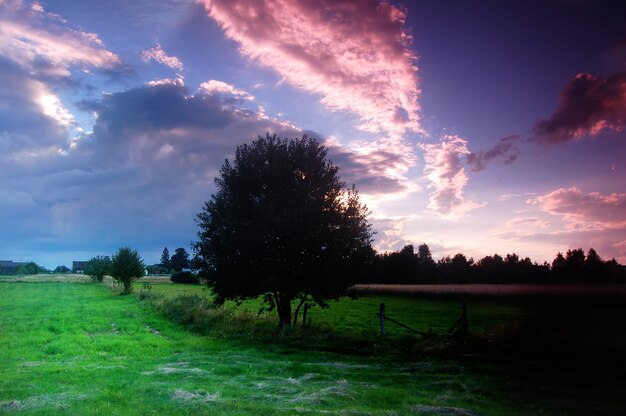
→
(467, 135, 521, 172)
(534, 71, 626, 143)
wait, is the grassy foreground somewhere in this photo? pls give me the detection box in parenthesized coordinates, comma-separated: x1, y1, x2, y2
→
(1, 281, 625, 415)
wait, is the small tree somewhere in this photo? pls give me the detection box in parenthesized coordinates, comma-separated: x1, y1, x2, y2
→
(84, 256, 112, 282)
(160, 247, 171, 269)
(110, 247, 145, 294)
(194, 134, 373, 328)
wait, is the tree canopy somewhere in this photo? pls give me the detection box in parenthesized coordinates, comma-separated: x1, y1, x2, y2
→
(194, 134, 373, 328)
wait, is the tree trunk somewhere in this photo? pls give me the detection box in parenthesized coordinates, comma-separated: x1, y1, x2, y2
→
(275, 294, 292, 329)
(292, 297, 307, 329)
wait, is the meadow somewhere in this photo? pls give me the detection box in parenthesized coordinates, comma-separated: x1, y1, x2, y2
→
(1, 277, 625, 415)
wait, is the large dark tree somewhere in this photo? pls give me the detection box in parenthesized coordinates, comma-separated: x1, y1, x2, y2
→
(194, 134, 373, 328)
(170, 247, 190, 272)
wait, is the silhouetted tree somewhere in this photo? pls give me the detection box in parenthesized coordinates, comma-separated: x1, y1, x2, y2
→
(110, 247, 145, 294)
(584, 248, 604, 281)
(565, 248, 585, 281)
(451, 253, 473, 283)
(194, 134, 373, 328)
(170, 247, 190, 272)
(475, 254, 505, 282)
(417, 243, 437, 280)
(160, 247, 171, 269)
(551, 252, 566, 281)
(84, 256, 112, 282)
(383, 245, 420, 283)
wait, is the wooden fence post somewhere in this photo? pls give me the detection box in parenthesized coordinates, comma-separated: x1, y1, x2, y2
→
(380, 303, 385, 335)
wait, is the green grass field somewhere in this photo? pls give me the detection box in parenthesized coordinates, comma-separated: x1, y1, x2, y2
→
(1, 279, 625, 415)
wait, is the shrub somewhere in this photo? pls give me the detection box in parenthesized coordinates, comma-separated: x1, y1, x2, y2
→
(170, 271, 200, 285)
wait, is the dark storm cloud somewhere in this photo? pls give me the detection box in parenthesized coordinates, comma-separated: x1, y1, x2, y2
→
(467, 135, 521, 172)
(79, 83, 235, 137)
(534, 71, 626, 143)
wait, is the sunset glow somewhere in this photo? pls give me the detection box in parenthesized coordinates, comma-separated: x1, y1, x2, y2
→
(0, 0, 624, 268)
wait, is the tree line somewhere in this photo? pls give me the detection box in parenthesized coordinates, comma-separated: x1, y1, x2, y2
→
(359, 244, 626, 284)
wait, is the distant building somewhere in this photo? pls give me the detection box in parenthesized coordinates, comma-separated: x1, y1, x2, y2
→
(72, 261, 87, 273)
(0, 260, 28, 275)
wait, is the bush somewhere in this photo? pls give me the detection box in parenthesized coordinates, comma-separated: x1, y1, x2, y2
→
(170, 271, 200, 284)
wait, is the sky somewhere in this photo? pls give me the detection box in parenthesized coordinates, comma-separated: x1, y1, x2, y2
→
(1, 0, 625, 269)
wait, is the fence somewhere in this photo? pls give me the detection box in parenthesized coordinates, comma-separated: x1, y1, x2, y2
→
(376, 300, 468, 336)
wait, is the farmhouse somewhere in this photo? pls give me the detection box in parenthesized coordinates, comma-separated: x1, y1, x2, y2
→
(0, 260, 28, 275)
(72, 261, 87, 274)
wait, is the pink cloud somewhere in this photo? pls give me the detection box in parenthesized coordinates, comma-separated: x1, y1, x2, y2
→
(0, 0, 121, 77)
(613, 240, 626, 261)
(534, 71, 626, 143)
(200, 0, 420, 137)
(506, 217, 551, 229)
(531, 187, 626, 230)
(418, 135, 485, 219)
(141, 44, 184, 72)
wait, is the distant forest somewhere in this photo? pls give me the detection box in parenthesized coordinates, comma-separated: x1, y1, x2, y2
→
(359, 245, 626, 284)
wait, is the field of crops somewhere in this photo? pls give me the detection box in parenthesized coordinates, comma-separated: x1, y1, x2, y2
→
(1, 277, 625, 415)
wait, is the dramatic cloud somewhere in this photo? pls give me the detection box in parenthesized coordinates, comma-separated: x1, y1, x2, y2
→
(530, 187, 626, 230)
(201, 0, 420, 137)
(467, 135, 520, 172)
(418, 135, 485, 219)
(141, 43, 184, 71)
(534, 71, 626, 143)
(0, 61, 70, 163)
(0, 79, 303, 264)
(0, 0, 122, 78)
